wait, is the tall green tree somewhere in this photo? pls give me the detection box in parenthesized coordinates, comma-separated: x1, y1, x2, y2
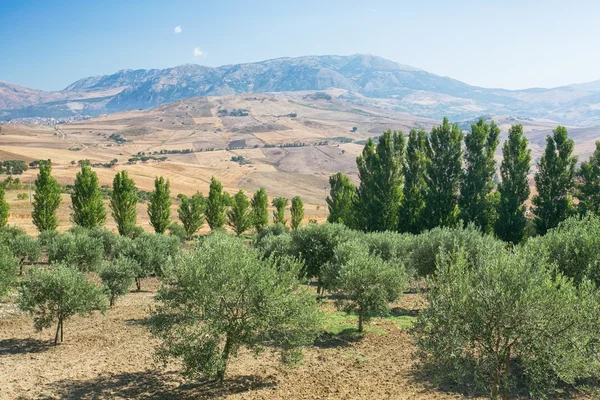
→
(0, 184, 9, 228)
(147, 177, 171, 234)
(177, 192, 205, 239)
(494, 125, 532, 243)
(424, 117, 463, 229)
(205, 177, 226, 230)
(532, 126, 577, 235)
(227, 190, 251, 236)
(250, 188, 269, 232)
(577, 141, 600, 216)
(326, 172, 356, 227)
(459, 118, 500, 233)
(355, 130, 405, 232)
(399, 129, 429, 233)
(32, 160, 62, 232)
(272, 197, 288, 225)
(110, 171, 138, 237)
(290, 196, 304, 230)
(71, 163, 106, 228)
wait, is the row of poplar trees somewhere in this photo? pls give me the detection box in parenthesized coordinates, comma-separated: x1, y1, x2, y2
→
(1, 161, 305, 237)
(327, 117, 599, 243)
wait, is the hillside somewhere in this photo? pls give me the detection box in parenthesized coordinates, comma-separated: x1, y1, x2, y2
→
(2, 54, 600, 126)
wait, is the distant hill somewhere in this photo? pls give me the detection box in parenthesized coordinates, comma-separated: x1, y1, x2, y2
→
(2, 54, 600, 126)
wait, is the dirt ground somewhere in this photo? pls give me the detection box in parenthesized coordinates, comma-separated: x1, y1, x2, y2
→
(1, 278, 474, 400)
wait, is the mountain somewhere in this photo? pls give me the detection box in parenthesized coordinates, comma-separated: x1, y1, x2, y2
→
(2, 54, 600, 125)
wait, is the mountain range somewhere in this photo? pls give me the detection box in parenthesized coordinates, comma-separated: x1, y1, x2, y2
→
(2, 54, 600, 126)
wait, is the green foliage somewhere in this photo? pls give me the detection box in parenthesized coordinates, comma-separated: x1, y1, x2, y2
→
(177, 192, 204, 239)
(167, 222, 187, 242)
(412, 246, 600, 399)
(424, 117, 463, 229)
(250, 188, 269, 232)
(290, 196, 304, 230)
(32, 161, 62, 232)
(226, 190, 251, 236)
(577, 140, 600, 215)
(494, 125, 532, 244)
(355, 130, 404, 232)
(150, 233, 322, 382)
(271, 197, 288, 225)
(399, 129, 429, 233)
(254, 222, 289, 245)
(16, 192, 28, 200)
(459, 118, 500, 233)
(148, 177, 172, 234)
(19, 264, 106, 345)
(254, 231, 293, 260)
(71, 163, 106, 228)
(0, 184, 8, 228)
(0, 246, 18, 296)
(323, 241, 408, 332)
(98, 258, 137, 306)
(533, 126, 577, 235)
(7, 234, 41, 275)
(0, 159, 28, 175)
(326, 172, 356, 227)
(205, 177, 226, 230)
(129, 233, 180, 290)
(47, 232, 104, 272)
(110, 171, 138, 237)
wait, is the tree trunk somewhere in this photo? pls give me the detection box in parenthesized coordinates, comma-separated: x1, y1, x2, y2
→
(491, 368, 500, 400)
(60, 318, 63, 343)
(216, 334, 234, 383)
(358, 311, 364, 333)
(54, 319, 61, 345)
(502, 346, 512, 400)
(135, 277, 141, 291)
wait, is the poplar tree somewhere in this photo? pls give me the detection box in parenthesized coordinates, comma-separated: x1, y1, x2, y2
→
(110, 171, 138, 237)
(326, 172, 356, 227)
(32, 160, 62, 232)
(424, 117, 463, 229)
(459, 118, 500, 233)
(494, 125, 532, 244)
(250, 188, 269, 232)
(532, 126, 577, 235)
(227, 190, 251, 236)
(205, 177, 226, 230)
(355, 130, 404, 232)
(272, 197, 288, 225)
(0, 185, 9, 228)
(178, 192, 204, 239)
(290, 196, 304, 230)
(577, 141, 600, 216)
(399, 129, 429, 233)
(148, 177, 171, 234)
(71, 163, 106, 228)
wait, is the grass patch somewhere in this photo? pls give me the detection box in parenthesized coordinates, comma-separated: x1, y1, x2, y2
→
(323, 310, 416, 335)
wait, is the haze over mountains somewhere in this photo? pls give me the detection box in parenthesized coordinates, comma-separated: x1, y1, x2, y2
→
(2, 54, 600, 126)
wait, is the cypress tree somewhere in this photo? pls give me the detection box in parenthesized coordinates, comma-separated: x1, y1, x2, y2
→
(326, 172, 356, 227)
(424, 117, 463, 229)
(178, 192, 204, 239)
(399, 129, 429, 233)
(148, 177, 171, 234)
(290, 196, 304, 230)
(577, 141, 600, 216)
(0, 184, 8, 228)
(494, 125, 532, 244)
(459, 118, 500, 232)
(71, 163, 106, 228)
(355, 130, 404, 232)
(32, 160, 62, 232)
(532, 126, 577, 235)
(110, 171, 138, 237)
(227, 190, 251, 236)
(205, 177, 226, 230)
(250, 188, 269, 232)
(271, 197, 288, 225)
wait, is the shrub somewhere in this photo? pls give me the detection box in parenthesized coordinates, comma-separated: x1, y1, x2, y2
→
(412, 245, 600, 399)
(0, 246, 18, 296)
(19, 264, 106, 344)
(255, 222, 289, 244)
(167, 222, 187, 243)
(98, 258, 137, 306)
(47, 233, 104, 272)
(130, 233, 180, 290)
(149, 233, 322, 382)
(16, 192, 28, 200)
(8, 234, 41, 275)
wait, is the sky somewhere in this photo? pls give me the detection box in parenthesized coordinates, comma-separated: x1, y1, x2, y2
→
(1, 0, 599, 91)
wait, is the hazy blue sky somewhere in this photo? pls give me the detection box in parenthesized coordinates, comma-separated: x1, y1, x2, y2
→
(1, 0, 598, 91)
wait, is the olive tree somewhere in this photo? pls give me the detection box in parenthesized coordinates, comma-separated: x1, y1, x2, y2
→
(10, 235, 41, 275)
(130, 233, 180, 290)
(412, 245, 600, 399)
(149, 233, 322, 382)
(98, 258, 137, 306)
(19, 264, 106, 345)
(0, 246, 18, 296)
(47, 232, 104, 272)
